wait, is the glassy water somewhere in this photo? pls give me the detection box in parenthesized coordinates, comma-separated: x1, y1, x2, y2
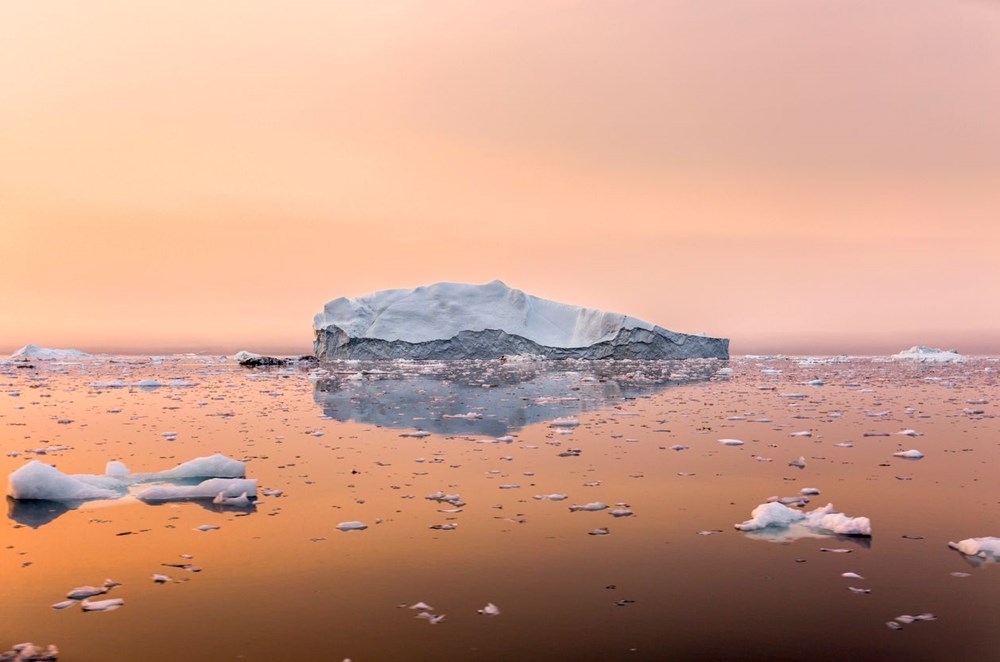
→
(1, 356, 997, 661)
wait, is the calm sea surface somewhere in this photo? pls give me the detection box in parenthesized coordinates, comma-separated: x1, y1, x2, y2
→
(2, 356, 998, 661)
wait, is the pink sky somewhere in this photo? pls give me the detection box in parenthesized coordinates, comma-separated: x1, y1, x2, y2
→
(2, 1, 998, 355)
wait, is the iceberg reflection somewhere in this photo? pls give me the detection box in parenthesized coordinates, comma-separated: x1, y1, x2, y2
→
(312, 359, 725, 436)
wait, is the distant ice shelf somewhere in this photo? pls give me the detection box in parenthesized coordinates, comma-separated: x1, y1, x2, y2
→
(10, 345, 92, 360)
(313, 280, 729, 360)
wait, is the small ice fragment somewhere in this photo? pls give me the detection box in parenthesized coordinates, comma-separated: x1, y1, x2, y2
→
(788, 456, 806, 469)
(430, 523, 457, 530)
(336, 521, 368, 532)
(81, 598, 124, 612)
(669, 445, 688, 451)
(66, 586, 108, 600)
(719, 439, 744, 446)
(194, 524, 220, 532)
(895, 615, 916, 624)
(409, 602, 434, 611)
(820, 548, 852, 553)
(841, 572, 864, 579)
(698, 530, 723, 536)
(847, 587, 870, 594)
(152, 574, 170, 584)
(893, 449, 924, 459)
(886, 621, 903, 630)
(51, 600, 75, 609)
(790, 431, 812, 437)
(914, 613, 936, 621)
(400, 431, 431, 438)
(550, 417, 580, 428)
(533, 494, 568, 501)
(609, 509, 634, 518)
(951, 572, 971, 578)
(800, 488, 820, 495)
(569, 502, 608, 512)
(103, 579, 121, 589)
(478, 602, 500, 616)
(588, 528, 610, 536)
(415, 612, 446, 624)
(897, 429, 920, 437)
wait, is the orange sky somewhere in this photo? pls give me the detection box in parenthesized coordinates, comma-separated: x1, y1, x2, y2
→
(2, 1, 998, 355)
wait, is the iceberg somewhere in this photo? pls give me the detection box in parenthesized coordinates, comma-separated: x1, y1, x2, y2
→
(10, 344, 91, 361)
(948, 537, 1000, 561)
(7, 462, 123, 501)
(891, 346, 964, 363)
(313, 281, 729, 360)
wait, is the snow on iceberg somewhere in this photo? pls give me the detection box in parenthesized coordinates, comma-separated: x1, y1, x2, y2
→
(313, 280, 729, 360)
(891, 346, 964, 363)
(735, 502, 871, 536)
(11, 344, 92, 361)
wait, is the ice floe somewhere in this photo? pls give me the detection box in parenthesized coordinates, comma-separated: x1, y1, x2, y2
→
(735, 502, 871, 536)
(892, 346, 964, 363)
(947, 537, 1000, 561)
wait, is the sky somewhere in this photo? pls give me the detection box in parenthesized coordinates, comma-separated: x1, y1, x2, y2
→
(2, 0, 998, 356)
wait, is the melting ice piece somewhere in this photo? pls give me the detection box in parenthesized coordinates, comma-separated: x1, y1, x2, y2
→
(194, 524, 220, 532)
(533, 494, 568, 501)
(609, 509, 634, 518)
(588, 528, 610, 536)
(569, 502, 608, 513)
(719, 439, 744, 446)
(8, 462, 124, 501)
(478, 603, 500, 616)
(788, 457, 807, 469)
(886, 621, 903, 630)
(669, 445, 689, 451)
(790, 431, 813, 438)
(734, 502, 871, 536)
(847, 587, 870, 594)
(409, 602, 434, 611)
(841, 572, 864, 579)
(213, 491, 252, 507)
(430, 523, 457, 530)
(400, 431, 431, 438)
(336, 521, 368, 532)
(152, 574, 170, 584)
(0, 642, 60, 660)
(947, 537, 1000, 560)
(135, 478, 257, 502)
(550, 417, 580, 428)
(893, 450, 924, 459)
(800, 488, 821, 496)
(51, 600, 75, 610)
(897, 429, 921, 437)
(81, 598, 124, 612)
(415, 612, 446, 624)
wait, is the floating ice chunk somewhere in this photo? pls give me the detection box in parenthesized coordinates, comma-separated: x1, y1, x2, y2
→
(213, 491, 252, 507)
(131, 453, 246, 482)
(788, 456, 806, 469)
(893, 450, 924, 459)
(948, 537, 1000, 559)
(152, 574, 170, 584)
(80, 598, 123, 612)
(336, 521, 368, 532)
(550, 417, 580, 428)
(66, 586, 108, 600)
(0, 642, 60, 661)
(105, 461, 129, 479)
(8, 462, 123, 501)
(719, 439, 744, 446)
(533, 494, 568, 501)
(800, 488, 820, 495)
(790, 431, 812, 438)
(400, 431, 431, 438)
(609, 509, 634, 518)
(442, 412, 482, 420)
(841, 572, 864, 579)
(478, 603, 500, 616)
(51, 600, 75, 610)
(569, 502, 608, 512)
(886, 621, 903, 630)
(430, 523, 457, 530)
(735, 502, 871, 536)
(415, 612, 446, 624)
(232, 351, 262, 362)
(136, 478, 257, 502)
(588, 528, 610, 536)
(409, 602, 434, 611)
(669, 445, 689, 451)
(194, 524, 220, 532)
(847, 587, 870, 594)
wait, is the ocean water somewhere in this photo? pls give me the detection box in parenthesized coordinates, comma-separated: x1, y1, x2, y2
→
(1, 355, 997, 661)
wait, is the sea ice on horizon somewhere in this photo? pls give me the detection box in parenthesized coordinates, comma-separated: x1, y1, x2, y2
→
(891, 346, 965, 363)
(10, 344, 92, 361)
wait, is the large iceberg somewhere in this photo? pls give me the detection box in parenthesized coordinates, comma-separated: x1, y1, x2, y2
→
(313, 281, 729, 360)
(10, 345, 92, 361)
(891, 346, 964, 363)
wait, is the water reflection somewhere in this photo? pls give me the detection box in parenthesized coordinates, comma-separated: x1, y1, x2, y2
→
(313, 359, 724, 436)
(6, 497, 77, 529)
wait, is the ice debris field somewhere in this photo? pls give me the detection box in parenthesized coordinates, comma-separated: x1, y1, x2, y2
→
(1, 349, 998, 660)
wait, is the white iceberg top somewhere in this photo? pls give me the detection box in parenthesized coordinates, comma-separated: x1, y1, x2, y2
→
(314, 280, 655, 348)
